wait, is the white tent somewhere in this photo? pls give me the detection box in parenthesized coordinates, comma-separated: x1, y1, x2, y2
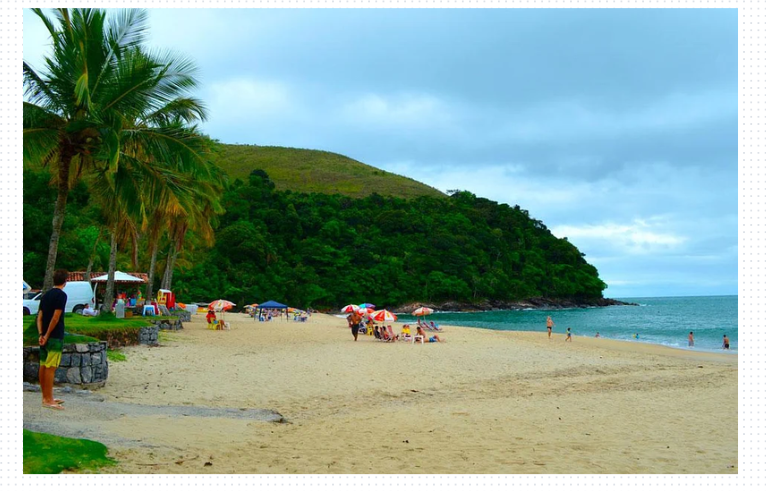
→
(90, 271, 146, 283)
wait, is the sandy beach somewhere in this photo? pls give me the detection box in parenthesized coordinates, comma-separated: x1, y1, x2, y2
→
(23, 312, 738, 474)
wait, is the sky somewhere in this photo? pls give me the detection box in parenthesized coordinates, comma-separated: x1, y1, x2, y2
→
(22, 8, 738, 298)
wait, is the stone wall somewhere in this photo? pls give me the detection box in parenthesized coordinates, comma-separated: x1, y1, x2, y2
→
(150, 318, 184, 331)
(172, 310, 192, 322)
(138, 325, 159, 345)
(23, 342, 109, 388)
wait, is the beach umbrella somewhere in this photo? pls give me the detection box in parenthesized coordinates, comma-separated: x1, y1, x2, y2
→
(209, 299, 235, 311)
(412, 307, 434, 316)
(359, 303, 376, 309)
(370, 309, 397, 323)
(357, 306, 375, 315)
(341, 304, 360, 314)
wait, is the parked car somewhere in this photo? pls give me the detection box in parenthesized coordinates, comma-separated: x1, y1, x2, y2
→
(22, 281, 96, 316)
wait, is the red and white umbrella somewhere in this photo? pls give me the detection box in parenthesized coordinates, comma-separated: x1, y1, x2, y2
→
(357, 306, 375, 315)
(369, 309, 397, 323)
(341, 304, 360, 314)
(209, 299, 235, 312)
(412, 307, 434, 316)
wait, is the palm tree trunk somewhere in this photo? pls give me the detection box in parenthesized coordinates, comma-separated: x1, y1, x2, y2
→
(145, 240, 159, 305)
(42, 152, 72, 292)
(101, 231, 118, 314)
(84, 229, 102, 282)
(165, 247, 180, 291)
(160, 241, 176, 291)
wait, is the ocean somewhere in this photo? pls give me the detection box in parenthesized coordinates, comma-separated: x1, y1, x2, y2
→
(396, 296, 738, 353)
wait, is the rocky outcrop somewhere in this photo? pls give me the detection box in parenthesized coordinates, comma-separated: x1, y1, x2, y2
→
(149, 318, 184, 331)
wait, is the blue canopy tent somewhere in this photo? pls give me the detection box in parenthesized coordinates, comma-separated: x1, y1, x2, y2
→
(256, 300, 288, 321)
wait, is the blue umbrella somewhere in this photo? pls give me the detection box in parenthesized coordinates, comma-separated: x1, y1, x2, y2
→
(359, 303, 376, 309)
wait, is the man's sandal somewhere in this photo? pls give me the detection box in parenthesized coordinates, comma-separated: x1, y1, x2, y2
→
(42, 403, 65, 411)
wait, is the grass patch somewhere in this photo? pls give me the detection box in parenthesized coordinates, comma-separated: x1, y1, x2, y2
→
(106, 349, 126, 362)
(216, 145, 446, 199)
(23, 429, 115, 474)
(23, 313, 175, 348)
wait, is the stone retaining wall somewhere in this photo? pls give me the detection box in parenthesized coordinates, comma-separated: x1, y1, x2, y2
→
(23, 342, 109, 388)
(138, 325, 159, 345)
(172, 310, 192, 322)
(150, 318, 184, 331)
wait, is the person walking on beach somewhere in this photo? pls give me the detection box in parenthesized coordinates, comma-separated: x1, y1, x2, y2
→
(565, 327, 572, 342)
(347, 309, 363, 342)
(723, 334, 730, 350)
(36, 269, 68, 410)
(688, 331, 694, 347)
(546, 316, 554, 339)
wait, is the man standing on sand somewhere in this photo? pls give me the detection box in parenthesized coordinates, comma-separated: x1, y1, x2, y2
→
(347, 309, 363, 342)
(546, 316, 554, 339)
(36, 269, 68, 410)
(688, 331, 694, 347)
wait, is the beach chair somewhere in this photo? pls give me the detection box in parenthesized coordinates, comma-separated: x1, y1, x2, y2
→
(413, 333, 425, 344)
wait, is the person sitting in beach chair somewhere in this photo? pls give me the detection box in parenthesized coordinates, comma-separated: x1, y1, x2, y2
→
(380, 326, 392, 342)
(400, 325, 412, 342)
(206, 308, 217, 329)
(416, 326, 442, 343)
(373, 325, 383, 340)
(428, 321, 443, 331)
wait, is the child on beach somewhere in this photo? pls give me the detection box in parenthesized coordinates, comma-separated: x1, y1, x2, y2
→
(723, 334, 730, 350)
(565, 327, 572, 342)
(689, 332, 694, 347)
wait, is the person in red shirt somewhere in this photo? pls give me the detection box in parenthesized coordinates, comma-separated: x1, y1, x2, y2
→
(206, 308, 217, 328)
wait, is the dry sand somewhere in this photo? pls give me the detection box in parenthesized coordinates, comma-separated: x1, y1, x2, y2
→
(23, 312, 738, 474)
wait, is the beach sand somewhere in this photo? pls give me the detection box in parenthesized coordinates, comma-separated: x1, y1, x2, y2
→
(23, 313, 738, 474)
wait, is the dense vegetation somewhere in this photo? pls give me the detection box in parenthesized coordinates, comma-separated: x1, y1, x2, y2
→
(24, 155, 607, 310)
(183, 170, 606, 308)
(216, 144, 444, 199)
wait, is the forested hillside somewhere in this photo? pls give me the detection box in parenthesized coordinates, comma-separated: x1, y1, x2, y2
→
(24, 164, 606, 310)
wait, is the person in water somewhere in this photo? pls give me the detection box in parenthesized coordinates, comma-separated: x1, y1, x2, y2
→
(688, 331, 694, 347)
(723, 334, 730, 350)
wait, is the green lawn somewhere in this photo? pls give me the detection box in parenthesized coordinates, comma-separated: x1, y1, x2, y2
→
(23, 429, 115, 474)
(23, 313, 175, 347)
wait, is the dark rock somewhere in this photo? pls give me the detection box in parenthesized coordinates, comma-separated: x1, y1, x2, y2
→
(66, 367, 81, 384)
(81, 366, 93, 384)
(54, 368, 68, 383)
(60, 353, 71, 367)
(70, 354, 81, 368)
(74, 343, 89, 353)
(80, 353, 91, 367)
(23, 363, 39, 383)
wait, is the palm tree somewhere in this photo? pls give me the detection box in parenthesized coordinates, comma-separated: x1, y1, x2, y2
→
(23, 8, 209, 291)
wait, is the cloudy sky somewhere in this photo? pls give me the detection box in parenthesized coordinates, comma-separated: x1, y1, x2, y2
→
(23, 8, 738, 298)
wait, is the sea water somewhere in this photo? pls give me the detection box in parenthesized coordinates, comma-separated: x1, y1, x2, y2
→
(396, 296, 738, 353)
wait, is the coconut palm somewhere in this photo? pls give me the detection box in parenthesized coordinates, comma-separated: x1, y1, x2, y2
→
(23, 8, 210, 291)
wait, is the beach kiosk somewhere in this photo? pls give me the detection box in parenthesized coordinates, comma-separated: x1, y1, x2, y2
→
(157, 289, 176, 309)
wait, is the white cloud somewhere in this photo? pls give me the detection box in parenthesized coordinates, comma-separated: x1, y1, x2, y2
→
(551, 219, 687, 255)
(207, 78, 294, 119)
(339, 93, 453, 129)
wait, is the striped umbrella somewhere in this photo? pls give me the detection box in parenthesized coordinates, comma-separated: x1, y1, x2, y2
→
(369, 309, 397, 323)
(412, 307, 434, 316)
(341, 304, 360, 314)
(209, 299, 236, 311)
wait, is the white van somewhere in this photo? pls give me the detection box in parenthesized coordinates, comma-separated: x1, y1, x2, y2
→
(22, 281, 96, 316)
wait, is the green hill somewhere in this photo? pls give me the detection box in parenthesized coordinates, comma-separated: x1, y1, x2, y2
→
(215, 144, 445, 199)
